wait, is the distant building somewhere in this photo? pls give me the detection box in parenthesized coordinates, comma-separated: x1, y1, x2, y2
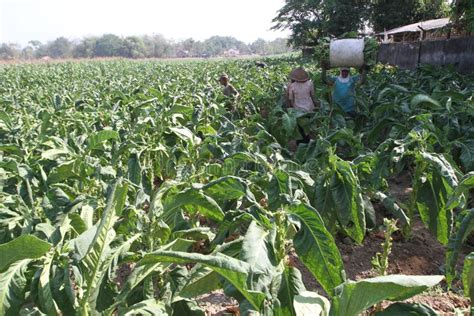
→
(223, 48, 240, 57)
(177, 50, 190, 58)
(377, 18, 451, 43)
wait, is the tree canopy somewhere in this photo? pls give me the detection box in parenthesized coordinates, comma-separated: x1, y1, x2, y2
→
(371, 0, 449, 32)
(272, 0, 450, 47)
(451, 0, 474, 33)
(0, 35, 293, 60)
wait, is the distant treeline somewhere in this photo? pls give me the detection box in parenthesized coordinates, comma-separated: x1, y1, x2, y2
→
(0, 34, 293, 60)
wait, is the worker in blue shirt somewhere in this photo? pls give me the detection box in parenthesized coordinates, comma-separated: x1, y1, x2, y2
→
(321, 62, 367, 117)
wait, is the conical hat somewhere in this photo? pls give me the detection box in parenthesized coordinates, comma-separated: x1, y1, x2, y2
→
(290, 67, 310, 82)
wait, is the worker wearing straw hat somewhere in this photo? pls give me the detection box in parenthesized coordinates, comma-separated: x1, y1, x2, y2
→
(287, 67, 319, 150)
(287, 67, 318, 112)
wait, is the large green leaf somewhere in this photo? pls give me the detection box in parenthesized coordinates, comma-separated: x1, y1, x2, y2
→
(0, 259, 31, 316)
(164, 188, 225, 222)
(47, 160, 80, 184)
(139, 251, 266, 311)
(88, 130, 120, 150)
(329, 160, 366, 244)
(240, 221, 273, 273)
(374, 192, 410, 226)
(169, 126, 200, 146)
(330, 275, 444, 316)
(268, 170, 291, 211)
(275, 266, 307, 316)
(314, 173, 337, 232)
(202, 176, 247, 201)
(177, 266, 221, 300)
(415, 178, 451, 245)
(41, 149, 70, 161)
(447, 172, 474, 210)
(420, 152, 458, 188)
(38, 251, 60, 315)
(117, 299, 167, 315)
(127, 153, 142, 187)
(375, 302, 438, 315)
(287, 203, 344, 296)
(0, 235, 51, 271)
(459, 140, 474, 172)
(446, 210, 474, 286)
(462, 252, 474, 303)
(413, 161, 453, 245)
(410, 94, 441, 109)
(293, 291, 330, 316)
(171, 299, 206, 316)
(110, 238, 194, 312)
(79, 181, 125, 311)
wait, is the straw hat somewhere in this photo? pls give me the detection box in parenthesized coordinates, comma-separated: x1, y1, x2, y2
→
(219, 73, 229, 81)
(290, 67, 310, 82)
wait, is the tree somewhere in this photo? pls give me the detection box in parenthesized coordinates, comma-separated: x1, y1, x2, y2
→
(265, 38, 293, 55)
(273, 0, 449, 47)
(201, 36, 247, 56)
(272, 0, 369, 47)
(28, 40, 48, 58)
(371, 0, 449, 32)
(119, 36, 146, 58)
(142, 34, 174, 58)
(451, 0, 474, 34)
(47, 37, 72, 58)
(73, 37, 97, 58)
(250, 38, 268, 54)
(323, 0, 371, 36)
(94, 34, 123, 57)
(21, 46, 34, 59)
(0, 43, 21, 60)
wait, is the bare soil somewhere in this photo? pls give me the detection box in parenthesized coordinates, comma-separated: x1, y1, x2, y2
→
(196, 291, 239, 316)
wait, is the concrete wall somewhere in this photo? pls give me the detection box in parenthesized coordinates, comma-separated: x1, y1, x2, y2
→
(377, 37, 474, 74)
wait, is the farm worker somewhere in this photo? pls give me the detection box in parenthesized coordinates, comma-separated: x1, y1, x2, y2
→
(287, 67, 318, 112)
(219, 74, 240, 98)
(284, 78, 295, 108)
(287, 67, 319, 149)
(321, 63, 366, 117)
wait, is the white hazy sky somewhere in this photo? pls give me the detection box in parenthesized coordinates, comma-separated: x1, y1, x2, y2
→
(0, 0, 290, 46)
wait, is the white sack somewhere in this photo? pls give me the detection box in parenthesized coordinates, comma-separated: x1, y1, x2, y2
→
(329, 39, 365, 68)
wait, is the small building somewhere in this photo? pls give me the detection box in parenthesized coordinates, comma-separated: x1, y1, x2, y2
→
(177, 50, 190, 58)
(377, 18, 451, 43)
(223, 48, 240, 57)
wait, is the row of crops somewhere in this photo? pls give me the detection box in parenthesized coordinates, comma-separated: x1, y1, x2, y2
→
(0, 57, 473, 315)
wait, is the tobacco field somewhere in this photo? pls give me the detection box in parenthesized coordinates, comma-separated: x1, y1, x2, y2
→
(1, 57, 474, 315)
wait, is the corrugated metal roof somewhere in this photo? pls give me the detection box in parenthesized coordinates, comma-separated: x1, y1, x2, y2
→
(379, 18, 450, 35)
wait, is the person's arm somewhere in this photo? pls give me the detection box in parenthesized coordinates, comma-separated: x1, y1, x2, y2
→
(310, 83, 320, 108)
(321, 67, 329, 85)
(357, 66, 367, 86)
(321, 61, 333, 86)
(288, 85, 295, 108)
(230, 85, 240, 98)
